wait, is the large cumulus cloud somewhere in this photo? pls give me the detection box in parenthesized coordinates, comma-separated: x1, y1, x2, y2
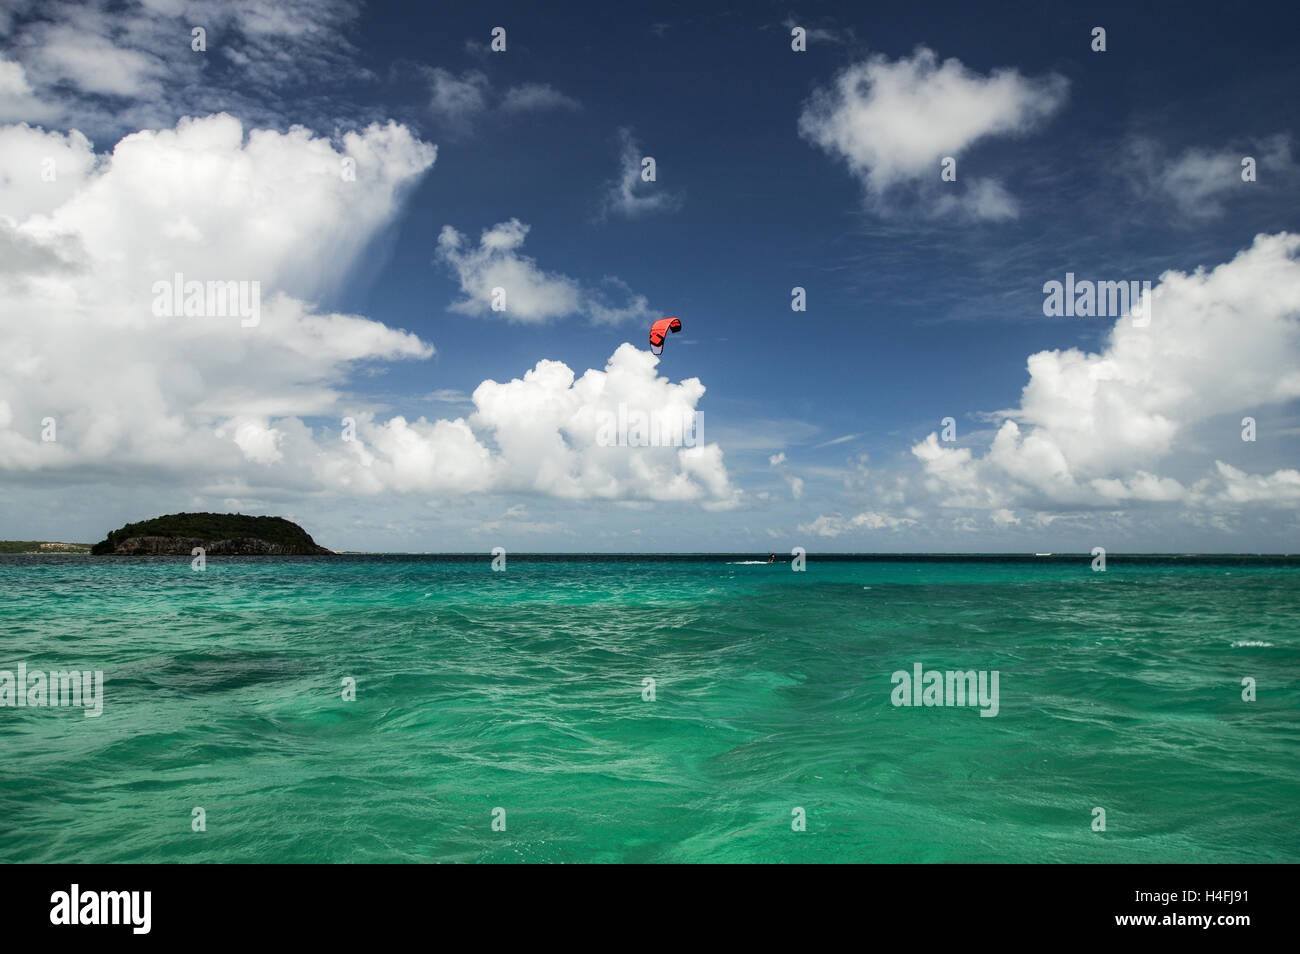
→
(0, 114, 736, 507)
(912, 232, 1300, 511)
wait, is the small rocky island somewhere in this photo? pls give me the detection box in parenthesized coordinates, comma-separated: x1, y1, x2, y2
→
(90, 512, 333, 555)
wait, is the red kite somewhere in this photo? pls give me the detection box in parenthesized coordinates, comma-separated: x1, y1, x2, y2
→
(649, 316, 682, 355)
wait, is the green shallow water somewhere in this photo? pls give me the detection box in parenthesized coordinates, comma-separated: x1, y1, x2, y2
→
(1, 555, 1297, 863)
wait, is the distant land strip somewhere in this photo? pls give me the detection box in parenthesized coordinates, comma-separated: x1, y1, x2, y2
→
(0, 541, 92, 554)
(308, 552, 1300, 565)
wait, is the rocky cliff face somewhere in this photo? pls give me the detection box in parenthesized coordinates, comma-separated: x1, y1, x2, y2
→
(102, 535, 332, 556)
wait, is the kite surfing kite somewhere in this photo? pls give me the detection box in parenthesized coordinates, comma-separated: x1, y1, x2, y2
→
(649, 316, 682, 355)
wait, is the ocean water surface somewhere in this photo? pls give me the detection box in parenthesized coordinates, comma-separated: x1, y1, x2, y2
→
(1, 555, 1297, 863)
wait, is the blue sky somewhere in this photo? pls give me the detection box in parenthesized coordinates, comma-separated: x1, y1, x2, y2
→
(1, 0, 1298, 551)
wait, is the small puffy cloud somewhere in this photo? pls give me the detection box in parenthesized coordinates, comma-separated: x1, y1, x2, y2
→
(990, 508, 1019, 527)
(911, 232, 1300, 511)
(1090, 471, 1187, 502)
(425, 71, 581, 131)
(798, 47, 1067, 219)
(1215, 462, 1300, 504)
(767, 449, 803, 498)
(436, 218, 656, 325)
(799, 511, 917, 537)
(500, 83, 581, 113)
(437, 219, 579, 321)
(600, 127, 682, 219)
(427, 68, 491, 123)
(1161, 147, 1249, 216)
(1127, 135, 1294, 219)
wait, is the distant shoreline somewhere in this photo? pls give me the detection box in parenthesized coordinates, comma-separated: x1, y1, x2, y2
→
(6, 550, 1296, 565)
(0, 542, 92, 554)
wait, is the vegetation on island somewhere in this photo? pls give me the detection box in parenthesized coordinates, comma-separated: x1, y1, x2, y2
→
(90, 513, 332, 555)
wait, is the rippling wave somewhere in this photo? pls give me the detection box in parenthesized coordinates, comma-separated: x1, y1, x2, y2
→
(1, 555, 1296, 862)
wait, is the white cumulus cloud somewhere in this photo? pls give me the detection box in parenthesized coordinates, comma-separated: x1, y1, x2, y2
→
(911, 232, 1300, 510)
(799, 511, 917, 537)
(0, 115, 729, 509)
(798, 47, 1067, 220)
(436, 218, 656, 325)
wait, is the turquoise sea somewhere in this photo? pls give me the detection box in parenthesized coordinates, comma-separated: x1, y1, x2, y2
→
(1, 555, 1297, 863)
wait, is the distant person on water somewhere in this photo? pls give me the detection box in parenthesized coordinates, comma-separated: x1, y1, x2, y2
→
(768, 553, 776, 563)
